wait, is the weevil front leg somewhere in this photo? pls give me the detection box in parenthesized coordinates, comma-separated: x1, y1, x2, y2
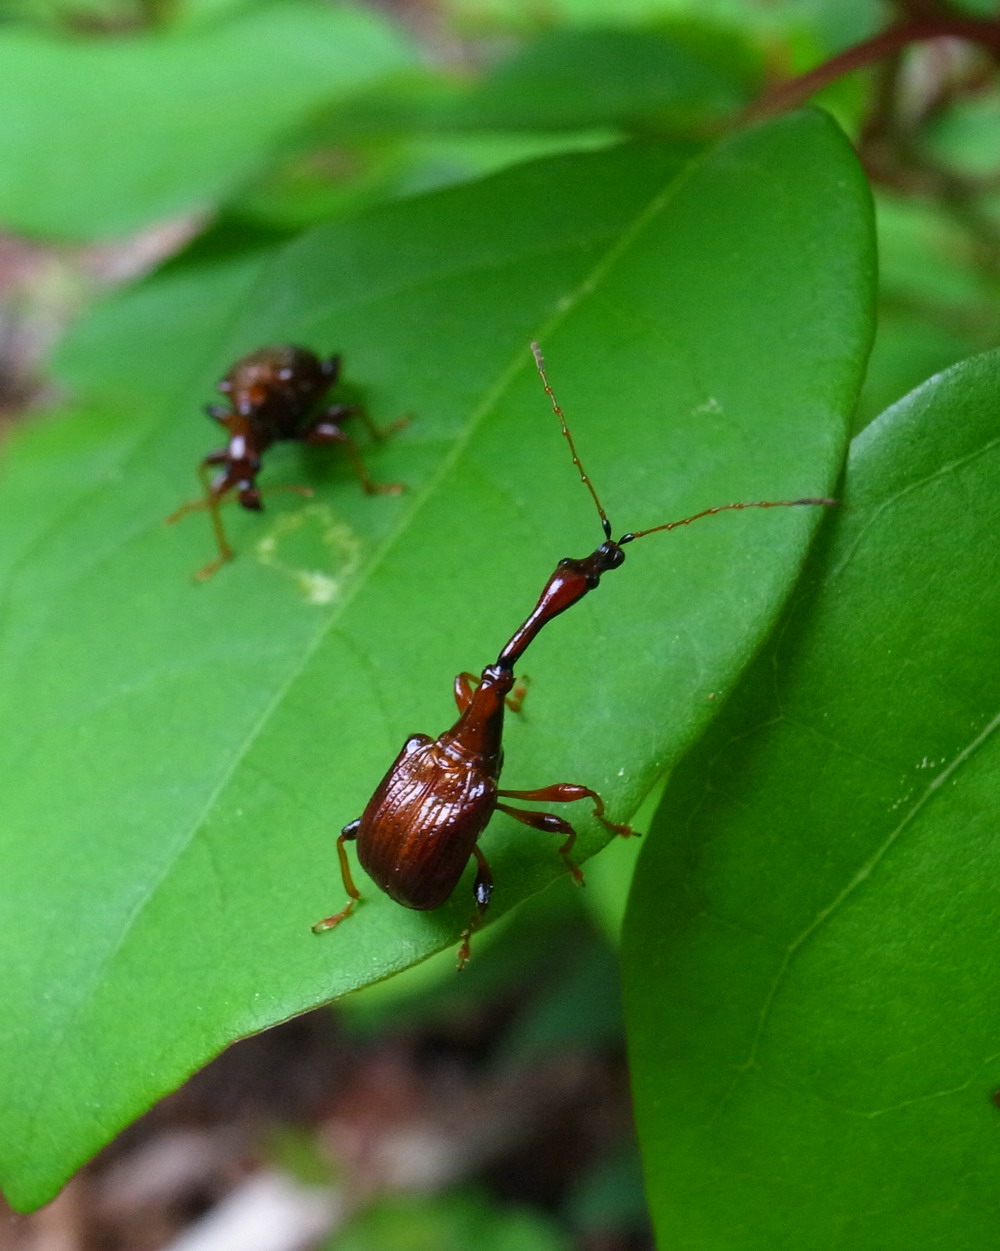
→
(454, 671, 529, 714)
(456, 844, 494, 970)
(165, 459, 236, 580)
(167, 460, 313, 581)
(312, 819, 362, 932)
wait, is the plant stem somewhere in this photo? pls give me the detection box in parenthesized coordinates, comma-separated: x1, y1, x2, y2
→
(743, 17, 1000, 122)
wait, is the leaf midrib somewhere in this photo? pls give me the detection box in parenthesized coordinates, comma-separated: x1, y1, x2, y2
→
(15, 150, 704, 1170)
(705, 705, 1000, 1128)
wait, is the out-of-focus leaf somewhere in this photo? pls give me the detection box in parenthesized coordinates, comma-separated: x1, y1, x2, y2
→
(0, 1, 413, 238)
(924, 89, 1000, 177)
(624, 349, 1000, 1249)
(566, 1143, 648, 1237)
(856, 195, 1000, 427)
(496, 930, 623, 1066)
(437, 26, 760, 134)
(327, 1191, 570, 1251)
(436, 0, 881, 47)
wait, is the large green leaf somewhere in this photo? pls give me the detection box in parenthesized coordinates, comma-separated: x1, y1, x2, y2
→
(0, 1, 412, 239)
(0, 113, 872, 1209)
(624, 349, 1000, 1248)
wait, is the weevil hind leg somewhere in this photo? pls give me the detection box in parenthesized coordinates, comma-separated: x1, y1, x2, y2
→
(496, 801, 585, 885)
(339, 403, 409, 444)
(456, 844, 493, 970)
(305, 417, 403, 495)
(498, 783, 635, 837)
(496, 783, 637, 886)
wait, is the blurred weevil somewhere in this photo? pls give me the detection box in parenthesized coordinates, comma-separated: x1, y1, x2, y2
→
(167, 345, 403, 579)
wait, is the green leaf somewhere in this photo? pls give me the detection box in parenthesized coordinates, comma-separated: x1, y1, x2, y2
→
(438, 25, 761, 134)
(856, 194, 1000, 429)
(623, 348, 1000, 1248)
(0, 1, 413, 239)
(326, 1190, 570, 1251)
(0, 113, 872, 1209)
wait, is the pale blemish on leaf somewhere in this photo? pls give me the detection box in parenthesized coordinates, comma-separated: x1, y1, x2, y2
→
(693, 396, 723, 415)
(254, 503, 363, 605)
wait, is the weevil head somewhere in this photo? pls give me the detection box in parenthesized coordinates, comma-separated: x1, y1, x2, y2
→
(496, 538, 626, 670)
(557, 538, 626, 588)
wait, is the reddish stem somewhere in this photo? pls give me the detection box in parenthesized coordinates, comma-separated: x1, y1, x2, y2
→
(744, 17, 1000, 122)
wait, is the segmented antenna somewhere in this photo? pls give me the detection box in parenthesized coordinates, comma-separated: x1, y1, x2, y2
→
(530, 341, 836, 546)
(531, 341, 612, 541)
(620, 497, 838, 544)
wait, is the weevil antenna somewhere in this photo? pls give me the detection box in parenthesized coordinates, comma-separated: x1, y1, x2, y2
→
(619, 497, 838, 544)
(531, 341, 613, 541)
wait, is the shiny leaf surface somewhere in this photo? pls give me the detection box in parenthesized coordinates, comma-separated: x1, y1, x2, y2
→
(0, 115, 871, 1208)
(625, 349, 1000, 1248)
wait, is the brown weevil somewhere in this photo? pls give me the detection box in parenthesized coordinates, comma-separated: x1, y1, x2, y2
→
(314, 342, 836, 967)
(167, 345, 403, 579)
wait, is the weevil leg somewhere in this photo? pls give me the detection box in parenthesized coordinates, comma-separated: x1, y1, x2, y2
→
(312, 820, 362, 933)
(305, 419, 403, 496)
(164, 460, 228, 523)
(328, 402, 409, 444)
(505, 675, 530, 715)
(454, 671, 528, 714)
(167, 469, 312, 581)
(457, 844, 493, 971)
(454, 672, 478, 712)
(496, 783, 637, 886)
(165, 462, 236, 580)
(197, 469, 232, 575)
(497, 783, 635, 838)
(496, 802, 586, 885)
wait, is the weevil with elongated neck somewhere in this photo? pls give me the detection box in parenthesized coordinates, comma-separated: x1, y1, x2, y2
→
(314, 343, 835, 966)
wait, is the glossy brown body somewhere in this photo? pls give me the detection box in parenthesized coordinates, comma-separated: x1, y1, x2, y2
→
(205, 346, 358, 512)
(222, 346, 336, 442)
(168, 345, 402, 578)
(314, 545, 635, 965)
(356, 666, 512, 910)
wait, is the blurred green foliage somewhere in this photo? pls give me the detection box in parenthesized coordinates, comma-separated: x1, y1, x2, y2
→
(326, 1190, 570, 1251)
